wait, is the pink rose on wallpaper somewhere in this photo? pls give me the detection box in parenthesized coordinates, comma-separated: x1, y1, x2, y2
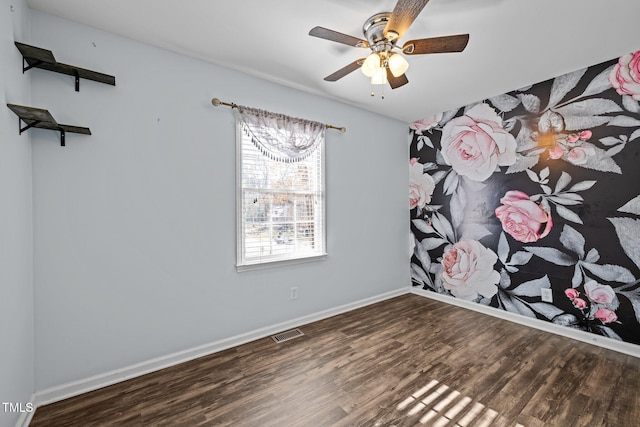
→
(548, 145, 564, 159)
(594, 308, 618, 324)
(409, 160, 435, 210)
(564, 288, 580, 300)
(441, 240, 500, 301)
(549, 130, 595, 164)
(410, 113, 443, 132)
(566, 130, 592, 145)
(495, 191, 552, 243)
(609, 50, 640, 100)
(440, 103, 517, 182)
(572, 298, 588, 310)
(584, 281, 617, 305)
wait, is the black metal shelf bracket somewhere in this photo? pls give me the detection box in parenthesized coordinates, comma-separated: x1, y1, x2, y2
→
(7, 103, 91, 147)
(73, 69, 80, 92)
(19, 119, 41, 134)
(15, 42, 116, 92)
(17, 116, 67, 146)
(22, 57, 44, 73)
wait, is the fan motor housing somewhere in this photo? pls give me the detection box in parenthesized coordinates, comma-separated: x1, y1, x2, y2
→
(363, 12, 395, 51)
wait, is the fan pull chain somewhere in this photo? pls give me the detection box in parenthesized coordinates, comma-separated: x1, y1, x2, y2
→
(370, 85, 385, 99)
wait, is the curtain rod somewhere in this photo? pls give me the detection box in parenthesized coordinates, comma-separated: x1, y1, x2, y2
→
(211, 98, 346, 133)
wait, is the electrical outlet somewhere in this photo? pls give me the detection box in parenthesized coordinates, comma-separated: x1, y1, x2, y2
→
(541, 288, 553, 303)
(290, 286, 298, 301)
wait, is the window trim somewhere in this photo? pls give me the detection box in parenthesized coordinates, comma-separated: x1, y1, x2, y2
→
(235, 119, 327, 271)
(236, 253, 328, 272)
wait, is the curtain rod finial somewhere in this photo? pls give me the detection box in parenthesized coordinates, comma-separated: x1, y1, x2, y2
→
(212, 98, 238, 109)
(326, 125, 347, 133)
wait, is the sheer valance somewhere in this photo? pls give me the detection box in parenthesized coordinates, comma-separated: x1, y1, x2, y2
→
(236, 106, 325, 163)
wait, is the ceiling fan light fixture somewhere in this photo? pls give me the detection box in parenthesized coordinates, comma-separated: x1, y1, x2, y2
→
(361, 53, 381, 77)
(388, 52, 409, 77)
(310, 0, 470, 94)
(371, 67, 388, 85)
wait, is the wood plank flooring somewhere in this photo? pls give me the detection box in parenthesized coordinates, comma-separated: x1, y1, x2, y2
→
(30, 293, 640, 426)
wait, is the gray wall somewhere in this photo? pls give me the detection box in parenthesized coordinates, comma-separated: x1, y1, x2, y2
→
(0, 1, 34, 427)
(28, 11, 409, 391)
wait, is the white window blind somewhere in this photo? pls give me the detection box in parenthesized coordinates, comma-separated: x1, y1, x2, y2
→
(236, 108, 326, 269)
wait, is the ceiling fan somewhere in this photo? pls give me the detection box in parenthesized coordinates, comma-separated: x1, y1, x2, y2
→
(309, 0, 469, 94)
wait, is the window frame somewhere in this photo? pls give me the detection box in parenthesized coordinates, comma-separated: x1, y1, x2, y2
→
(235, 120, 327, 271)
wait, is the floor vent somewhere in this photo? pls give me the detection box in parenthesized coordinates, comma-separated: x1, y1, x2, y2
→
(271, 328, 304, 343)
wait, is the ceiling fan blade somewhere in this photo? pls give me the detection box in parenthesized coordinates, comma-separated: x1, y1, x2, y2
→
(387, 68, 409, 89)
(402, 34, 470, 55)
(309, 27, 369, 48)
(384, 0, 431, 40)
(324, 59, 366, 82)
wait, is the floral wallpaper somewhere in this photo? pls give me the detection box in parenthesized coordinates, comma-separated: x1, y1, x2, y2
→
(409, 50, 640, 345)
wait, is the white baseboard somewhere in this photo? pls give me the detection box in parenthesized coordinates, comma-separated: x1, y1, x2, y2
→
(411, 287, 640, 359)
(13, 394, 36, 427)
(33, 287, 409, 408)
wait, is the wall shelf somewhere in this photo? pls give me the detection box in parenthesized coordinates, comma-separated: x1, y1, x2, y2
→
(7, 103, 91, 147)
(15, 42, 116, 92)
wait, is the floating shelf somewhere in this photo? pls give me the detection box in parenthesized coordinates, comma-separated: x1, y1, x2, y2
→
(15, 42, 116, 92)
(7, 103, 91, 147)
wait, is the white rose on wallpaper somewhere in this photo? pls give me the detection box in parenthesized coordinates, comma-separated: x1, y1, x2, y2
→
(566, 145, 596, 165)
(609, 50, 640, 101)
(410, 113, 443, 133)
(440, 103, 517, 182)
(441, 239, 500, 301)
(584, 281, 617, 305)
(409, 158, 435, 210)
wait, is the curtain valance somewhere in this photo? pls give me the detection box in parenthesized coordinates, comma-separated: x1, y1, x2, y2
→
(236, 106, 325, 163)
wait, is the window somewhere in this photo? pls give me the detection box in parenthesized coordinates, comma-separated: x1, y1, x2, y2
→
(236, 107, 326, 269)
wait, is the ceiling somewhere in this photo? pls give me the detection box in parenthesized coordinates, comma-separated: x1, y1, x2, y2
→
(25, 0, 640, 123)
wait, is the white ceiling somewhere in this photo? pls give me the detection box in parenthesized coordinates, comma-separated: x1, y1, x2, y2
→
(25, 0, 640, 123)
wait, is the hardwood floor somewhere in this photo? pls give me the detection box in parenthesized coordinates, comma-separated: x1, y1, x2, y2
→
(30, 293, 640, 426)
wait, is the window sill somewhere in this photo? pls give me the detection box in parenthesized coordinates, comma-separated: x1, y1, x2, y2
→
(236, 253, 327, 272)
